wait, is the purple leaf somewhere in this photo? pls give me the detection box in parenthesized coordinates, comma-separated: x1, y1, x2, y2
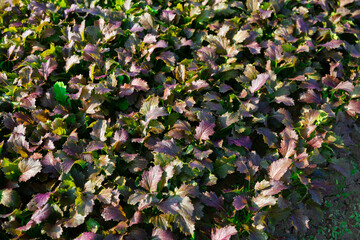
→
(83, 44, 102, 65)
(291, 210, 309, 233)
(296, 17, 309, 34)
(156, 51, 177, 66)
(334, 81, 354, 93)
(190, 80, 210, 91)
(140, 165, 163, 193)
(246, 42, 262, 54)
(346, 100, 360, 116)
(201, 191, 224, 210)
(195, 121, 215, 141)
(249, 73, 269, 93)
(75, 232, 99, 240)
(111, 129, 128, 148)
(131, 78, 149, 91)
(211, 226, 237, 240)
(275, 95, 295, 106)
(262, 180, 287, 196)
(268, 158, 292, 181)
(319, 40, 344, 49)
(233, 196, 247, 210)
(27, 192, 51, 211)
(299, 89, 321, 104)
(119, 83, 134, 97)
(64, 212, 85, 228)
(65, 55, 81, 72)
(86, 141, 105, 152)
(251, 194, 277, 208)
(145, 106, 167, 126)
(44, 222, 63, 239)
(322, 74, 339, 88)
(154, 139, 180, 157)
(121, 153, 147, 173)
(31, 203, 51, 224)
(152, 228, 174, 240)
(157, 196, 195, 234)
(340, 0, 354, 7)
(256, 128, 278, 148)
(90, 120, 107, 142)
(161, 10, 176, 23)
(228, 136, 252, 149)
(280, 127, 298, 158)
(101, 206, 127, 221)
(265, 44, 283, 61)
(19, 158, 42, 182)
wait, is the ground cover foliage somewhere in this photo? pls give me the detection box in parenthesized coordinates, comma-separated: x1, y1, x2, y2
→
(0, 0, 360, 239)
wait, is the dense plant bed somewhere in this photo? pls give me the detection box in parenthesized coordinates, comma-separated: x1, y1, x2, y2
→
(0, 0, 360, 239)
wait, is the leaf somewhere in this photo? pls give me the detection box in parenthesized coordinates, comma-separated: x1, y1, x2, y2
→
(291, 210, 309, 233)
(280, 127, 298, 158)
(201, 191, 224, 210)
(152, 228, 174, 240)
(64, 212, 86, 228)
(195, 121, 215, 141)
(346, 100, 360, 117)
(300, 89, 321, 104)
(65, 55, 81, 72)
(233, 196, 247, 210)
(31, 203, 51, 224)
(145, 106, 167, 126)
(296, 17, 309, 35)
(18, 158, 42, 182)
(256, 128, 278, 148)
(233, 30, 249, 43)
(251, 194, 277, 208)
(101, 206, 127, 221)
(154, 138, 181, 157)
(319, 40, 344, 49)
(39, 58, 57, 80)
(0, 188, 20, 207)
(44, 222, 63, 239)
(275, 95, 295, 106)
(54, 82, 71, 106)
(249, 73, 269, 93)
(268, 158, 292, 181)
(83, 44, 102, 66)
(334, 81, 354, 93)
(156, 51, 177, 66)
(228, 136, 252, 149)
(27, 192, 51, 211)
(211, 225, 237, 240)
(140, 165, 163, 193)
(246, 42, 262, 54)
(261, 180, 287, 196)
(131, 78, 149, 91)
(158, 196, 195, 235)
(91, 120, 107, 142)
(75, 232, 98, 240)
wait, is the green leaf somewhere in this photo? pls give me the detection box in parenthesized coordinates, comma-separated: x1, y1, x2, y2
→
(54, 81, 71, 106)
(214, 156, 236, 179)
(116, 98, 129, 111)
(41, 43, 56, 58)
(86, 218, 100, 232)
